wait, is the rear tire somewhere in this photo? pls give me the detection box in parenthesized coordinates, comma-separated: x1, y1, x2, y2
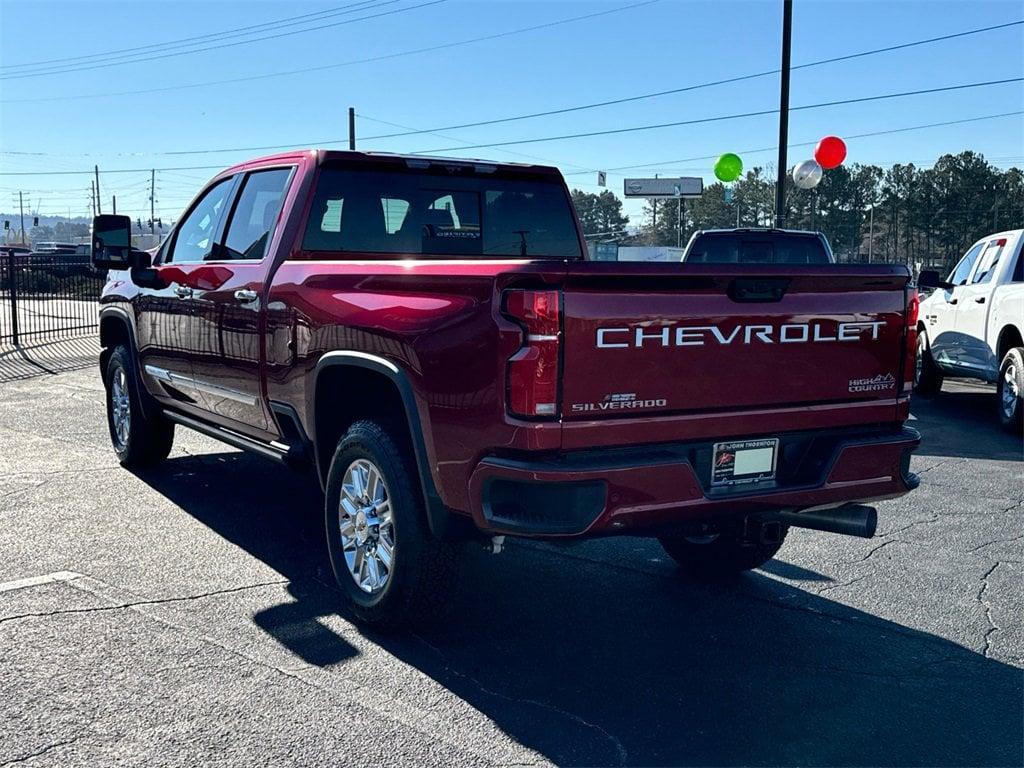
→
(659, 527, 788, 578)
(324, 420, 458, 628)
(913, 330, 943, 397)
(104, 345, 174, 467)
(997, 347, 1024, 433)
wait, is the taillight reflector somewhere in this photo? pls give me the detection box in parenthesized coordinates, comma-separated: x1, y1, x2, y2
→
(503, 289, 561, 418)
(907, 288, 920, 327)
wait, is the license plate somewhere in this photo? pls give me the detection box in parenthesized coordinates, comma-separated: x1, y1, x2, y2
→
(711, 438, 778, 487)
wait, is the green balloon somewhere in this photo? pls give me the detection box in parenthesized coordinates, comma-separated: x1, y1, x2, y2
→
(714, 153, 743, 182)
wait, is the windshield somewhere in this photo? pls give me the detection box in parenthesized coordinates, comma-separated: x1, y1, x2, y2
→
(303, 167, 582, 259)
(685, 232, 831, 264)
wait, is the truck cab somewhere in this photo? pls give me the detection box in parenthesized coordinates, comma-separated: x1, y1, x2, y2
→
(916, 229, 1024, 430)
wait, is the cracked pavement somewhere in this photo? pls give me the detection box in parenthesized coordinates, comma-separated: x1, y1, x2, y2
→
(1, 350, 1021, 766)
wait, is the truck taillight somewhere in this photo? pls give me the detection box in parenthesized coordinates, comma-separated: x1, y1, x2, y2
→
(503, 289, 561, 418)
(904, 287, 920, 392)
(907, 288, 920, 327)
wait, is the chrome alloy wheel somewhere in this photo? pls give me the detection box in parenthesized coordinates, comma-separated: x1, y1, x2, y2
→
(110, 366, 131, 450)
(1001, 361, 1020, 419)
(339, 459, 395, 594)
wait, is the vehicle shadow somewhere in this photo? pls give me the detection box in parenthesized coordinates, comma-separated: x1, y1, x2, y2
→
(910, 380, 1022, 461)
(135, 451, 1023, 767)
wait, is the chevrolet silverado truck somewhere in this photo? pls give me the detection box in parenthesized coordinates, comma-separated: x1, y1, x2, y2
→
(90, 150, 921, 626)
(916, 229, 1024, 431)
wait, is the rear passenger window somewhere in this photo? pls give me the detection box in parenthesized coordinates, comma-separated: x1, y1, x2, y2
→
(219, 168, 293, 261)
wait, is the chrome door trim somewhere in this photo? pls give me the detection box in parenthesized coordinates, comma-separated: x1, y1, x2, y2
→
(143, 364, 257, 406)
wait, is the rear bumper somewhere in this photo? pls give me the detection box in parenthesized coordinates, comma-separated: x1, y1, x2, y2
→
(467, 426, 921, 537)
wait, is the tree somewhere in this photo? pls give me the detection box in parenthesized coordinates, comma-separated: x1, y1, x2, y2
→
(570, 189, 629, 238)
(628, 152, 1020, 268)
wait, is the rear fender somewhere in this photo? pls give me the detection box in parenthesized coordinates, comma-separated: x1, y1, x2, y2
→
(310, 351, 463, 541)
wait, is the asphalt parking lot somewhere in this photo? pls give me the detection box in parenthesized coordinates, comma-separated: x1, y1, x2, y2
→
(1, 341, 1021, 767)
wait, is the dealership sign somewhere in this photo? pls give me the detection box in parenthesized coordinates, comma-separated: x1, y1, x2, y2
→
(623, 177, 703, 199)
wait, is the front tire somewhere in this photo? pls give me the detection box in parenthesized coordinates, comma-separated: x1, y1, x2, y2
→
(659, 527, 788, 578)
(914, 330, 943, 397)
(104, 345, 174, 467)
(324, 420, 458, 628)
(997, 347, 1024, 433)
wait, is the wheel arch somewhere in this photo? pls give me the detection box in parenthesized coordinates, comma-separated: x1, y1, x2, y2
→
(98, 306, 137, 373)
(996, 324, 1023, 362)
(98, 306, 165, 424)
(311, 351, 466, 541)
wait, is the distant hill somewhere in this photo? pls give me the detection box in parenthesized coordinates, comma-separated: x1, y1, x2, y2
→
(0, 214, 91, 228)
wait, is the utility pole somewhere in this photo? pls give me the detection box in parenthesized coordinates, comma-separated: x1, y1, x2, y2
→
(676, 198, 683, 249)
(94, 165, 102, 214)
(652, 173, 658, 233)
(18, 191, 25, 244)
(774, 0, 793, 227)
(868, 204, 875, 262)
(348, 107, 356, 150)
(112, 195, 117, 215)
(150, 169, 156, 236)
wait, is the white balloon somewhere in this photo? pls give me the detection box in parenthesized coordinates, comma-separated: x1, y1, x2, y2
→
(792, 159, 823, 190)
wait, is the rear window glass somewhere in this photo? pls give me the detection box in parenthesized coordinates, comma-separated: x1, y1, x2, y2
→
(303, 167, 581, 259)
(685, 233, 831, 264)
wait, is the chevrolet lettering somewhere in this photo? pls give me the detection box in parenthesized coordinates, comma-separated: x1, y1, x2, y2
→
(596, 321, 885, 349)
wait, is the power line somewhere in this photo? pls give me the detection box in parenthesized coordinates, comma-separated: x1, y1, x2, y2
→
(354, 115, 594, 172)
(0, 165, 227, 178)
(1, 108, 1020, 180)
(0, 0, 446, 81)
(0, 0, 661, 103)
(0, 0, 389, 71)
(9, 17, 1017, 159)
(353, 20, 1024, 141)
(573, 111, 1024, 175)
(410, 78, 1024, 154)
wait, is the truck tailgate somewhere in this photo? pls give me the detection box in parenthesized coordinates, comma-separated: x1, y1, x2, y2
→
(561, 264, 910, 420)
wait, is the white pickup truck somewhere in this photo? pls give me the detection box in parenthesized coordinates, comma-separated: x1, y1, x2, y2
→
(916, 228, 1024, 431)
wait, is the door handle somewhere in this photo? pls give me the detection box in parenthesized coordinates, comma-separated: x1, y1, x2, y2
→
(233, 288, 258, 304)
(974, 296, 986, 304)
(948, 298, 958, 305)
(174, 285, 193, 299)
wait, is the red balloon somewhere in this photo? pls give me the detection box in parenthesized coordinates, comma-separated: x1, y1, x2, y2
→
(814, 136, 847, 169)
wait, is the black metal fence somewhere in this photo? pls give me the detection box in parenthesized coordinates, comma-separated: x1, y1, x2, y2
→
(1, 252, 104, 347)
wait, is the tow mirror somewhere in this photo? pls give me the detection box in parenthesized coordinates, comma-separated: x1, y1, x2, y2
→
(917, 269, 952, 291)
(91, 214, 152, 271)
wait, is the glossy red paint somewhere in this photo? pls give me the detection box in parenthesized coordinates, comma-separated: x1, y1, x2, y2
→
(99, 149, 921, 539)
(467, 432, 916, 537)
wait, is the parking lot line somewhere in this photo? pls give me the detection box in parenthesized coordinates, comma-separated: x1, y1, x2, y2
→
(0, 570, 83, 593)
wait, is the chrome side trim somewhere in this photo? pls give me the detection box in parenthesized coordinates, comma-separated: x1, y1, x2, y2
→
(143, 364, 257, 406)
(143, 364, 173, 383)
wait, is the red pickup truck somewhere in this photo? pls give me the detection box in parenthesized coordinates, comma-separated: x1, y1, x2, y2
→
(91, 150, 921, 626)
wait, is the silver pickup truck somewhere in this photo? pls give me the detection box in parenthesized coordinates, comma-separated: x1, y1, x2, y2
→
(916, 228, 1024, 431)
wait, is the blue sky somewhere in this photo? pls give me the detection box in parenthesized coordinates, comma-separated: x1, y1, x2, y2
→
(1, 0, 1021, 223)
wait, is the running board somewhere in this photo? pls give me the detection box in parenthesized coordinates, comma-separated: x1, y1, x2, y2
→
(162, 410, 294, 465)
